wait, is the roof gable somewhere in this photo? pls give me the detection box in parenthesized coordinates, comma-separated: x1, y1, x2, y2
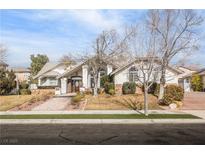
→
(33, 62, 63, 79)
(110, 58, 182, 76)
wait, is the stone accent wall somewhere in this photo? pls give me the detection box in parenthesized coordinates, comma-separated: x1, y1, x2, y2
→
(136, 86, 143, 95)
(115, 84, 122, 94)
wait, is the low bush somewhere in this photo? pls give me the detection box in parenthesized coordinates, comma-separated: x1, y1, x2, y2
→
(122, 82, 136, 94)
(20, 89, 31, 95)
(142, 82, 158, 94)
(154, 84, 160, 96)
(163, 85, 184, 105)
(19, 81, 29, 89)
(101, 75, 111, 88)
(104, 82, 115, 95)
(71, 93, 85, 104)
(191, 74, 203, 91)
(108, 89, 115, 95)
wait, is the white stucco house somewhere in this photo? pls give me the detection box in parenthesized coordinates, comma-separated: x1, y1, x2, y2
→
(34, 58, 199, 95)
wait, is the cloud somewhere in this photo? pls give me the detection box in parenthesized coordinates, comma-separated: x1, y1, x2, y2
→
(67, 10, 123, 31)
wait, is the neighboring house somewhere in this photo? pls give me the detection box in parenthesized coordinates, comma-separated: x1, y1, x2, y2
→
(33, 62, 68, 88)
(10, 67, 31, 83)
(0, 61, 8, 70)
(180, 68, 205, 92)
(35, 57, 191, 95)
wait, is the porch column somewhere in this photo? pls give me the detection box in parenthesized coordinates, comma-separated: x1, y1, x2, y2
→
(38, 78, 41, 86)
(88, 74, 91, 88)
(61, 78, 67, 94)
(107, 64, 113, 75)
(82, 65, 88, 88)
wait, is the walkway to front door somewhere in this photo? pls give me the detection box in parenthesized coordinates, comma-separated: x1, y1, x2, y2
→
(32, 97, 71, 111)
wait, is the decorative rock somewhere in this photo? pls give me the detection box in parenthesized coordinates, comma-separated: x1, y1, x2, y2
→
(169, 103, 177, 110)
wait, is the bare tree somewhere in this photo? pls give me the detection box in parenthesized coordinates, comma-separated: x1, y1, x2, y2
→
(59, 54, 77, 66)
(128, 26, 160, 116)
(147, 10, 203, 100)
(83, 29, 134, 96)
(0, 44, 7, 63)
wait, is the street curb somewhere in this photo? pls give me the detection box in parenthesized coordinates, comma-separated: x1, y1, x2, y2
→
(1, 119, 205, 124)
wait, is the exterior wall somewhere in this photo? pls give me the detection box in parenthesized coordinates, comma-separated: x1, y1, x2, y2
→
(114, 65, 179, 85)
(114, 68, 129, 85)
(165, 70, 179, 84)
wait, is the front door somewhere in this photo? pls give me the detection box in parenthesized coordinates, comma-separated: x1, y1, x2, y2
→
(71, 76, 82, 92)
(71, 80, 79, 92)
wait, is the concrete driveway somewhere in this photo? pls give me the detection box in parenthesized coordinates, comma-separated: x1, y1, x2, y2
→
(182, 92, 205, 110)
(32, 97, 71, 111)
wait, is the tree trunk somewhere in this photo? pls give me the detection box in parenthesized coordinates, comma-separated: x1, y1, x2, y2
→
(144, 85, 148, 116)
(93, 85, 98, 96)
(93, 73, 98, 96)
(158, 64, 166, 100)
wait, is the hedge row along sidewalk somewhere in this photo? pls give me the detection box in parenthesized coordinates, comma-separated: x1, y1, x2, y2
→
(0, 114, 200, 119)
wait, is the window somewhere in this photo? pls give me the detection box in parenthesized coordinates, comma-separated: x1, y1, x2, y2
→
(129, 66, 138, 82)
(49, 78, 57, 85)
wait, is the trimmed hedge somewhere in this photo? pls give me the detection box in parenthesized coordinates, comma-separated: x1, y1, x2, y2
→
(142, 82, 158, 94)
(104, 82, 115, 95)
(122, 82, 136, 94)
(163, 85, 184, 105)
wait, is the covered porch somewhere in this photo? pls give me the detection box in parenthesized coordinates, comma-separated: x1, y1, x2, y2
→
(58, 63, 113, 95)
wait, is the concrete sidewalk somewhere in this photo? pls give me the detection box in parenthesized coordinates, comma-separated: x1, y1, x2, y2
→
(1, 119, 205, 124)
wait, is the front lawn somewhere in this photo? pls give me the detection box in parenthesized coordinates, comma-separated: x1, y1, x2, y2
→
(0, 114, 200, 119)
(0, 90, 54, 111)
(84, 94, 161, 110)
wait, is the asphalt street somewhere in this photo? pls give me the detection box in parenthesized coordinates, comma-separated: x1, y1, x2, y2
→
(1, 123, 205, 145)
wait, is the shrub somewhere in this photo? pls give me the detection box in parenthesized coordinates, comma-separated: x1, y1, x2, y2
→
(122, 82, 136, 94)
(101, 75, 111, 88)
(191, 74, 203, 91)
(163, 85, 184, 105)
(108, 89, 115, 95)
(20, 89, 31, 95)
(0, 69, 16, 95)
(71, 93, 85, 104)
(154, 84, 160, 96)
(104, 82, 115, 94)
(20, 81, 29, 89)
(142, 82, 158, 94)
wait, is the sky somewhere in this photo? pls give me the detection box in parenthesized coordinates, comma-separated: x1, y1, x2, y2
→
(0, 9, 205, 68)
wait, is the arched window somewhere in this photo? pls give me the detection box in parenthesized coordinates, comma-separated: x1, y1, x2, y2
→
(129, 66, 138, 82)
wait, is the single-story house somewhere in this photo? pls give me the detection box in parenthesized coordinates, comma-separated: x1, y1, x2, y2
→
(34, 58, 195, 95)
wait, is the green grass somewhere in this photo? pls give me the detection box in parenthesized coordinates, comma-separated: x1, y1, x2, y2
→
(0, 114, 200, 119)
